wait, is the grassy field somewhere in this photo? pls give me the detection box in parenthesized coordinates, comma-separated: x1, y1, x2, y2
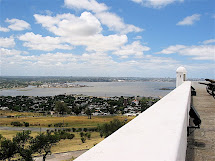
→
(0, 130, 103, 155)
(0, 130, 39, 139)
(51, 132, 104, 153)
(0, 110, 43, 117)
(0, 115, 134, 128)
(0, 111, 134, 157)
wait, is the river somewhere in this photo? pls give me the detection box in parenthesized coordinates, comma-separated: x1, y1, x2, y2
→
(0, 81, 175, 97)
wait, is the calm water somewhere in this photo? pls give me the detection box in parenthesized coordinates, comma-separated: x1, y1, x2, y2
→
(0, 81, 175, 97)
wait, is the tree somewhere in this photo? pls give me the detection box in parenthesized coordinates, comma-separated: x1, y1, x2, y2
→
(139, 98, 150, 112)
(87, 132, 91, 139)
(0, 138, 17, 161)
(119, 106, 125, 114)
(109, 107, 115, 115)
(85, 108, 92, 119)
(31, 132, 60, 161)
(13, 130, 33, 161)
(54, 101, 68, 115)
(98, 119, 125, 138)
(73, 106, 81, 115)
(0, 130, 69, 161)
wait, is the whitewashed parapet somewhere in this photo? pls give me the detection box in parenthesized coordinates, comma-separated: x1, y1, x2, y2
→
(75, 81, 191, 161)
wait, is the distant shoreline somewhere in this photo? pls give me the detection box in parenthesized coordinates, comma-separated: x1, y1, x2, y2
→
(0, 84, 92, 90)
(0, 81, 175, 98)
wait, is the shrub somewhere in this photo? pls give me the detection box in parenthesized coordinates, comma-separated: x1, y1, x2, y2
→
(84, 132, 88, 137)
(87, 133, 91, 139)
(77, 128, 82, 132)
(54, 130, 75, 140)
(72, 128, 76, 132)
(81, 137, 86, 143)
(64, 128, 71, 132)
(67, 133, 75, 139)
(11, 121, 23, 127)
(100, 133, 103, 138)
(80, 132, 84, 137)
(83, 128, 88, 132)
(54, 123, 64, 127)
(89, 127, 98, 132)
(48, 124, 52, 127)
(24, 122, 29, 127)
(0, 134, 3, 140)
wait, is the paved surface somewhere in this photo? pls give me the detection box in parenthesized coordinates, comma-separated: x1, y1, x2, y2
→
(34, 149, 88, 161)
(0, 126, 64, 132)
(186, 82, 215, 161)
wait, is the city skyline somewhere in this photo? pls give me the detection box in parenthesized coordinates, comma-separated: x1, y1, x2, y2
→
(0, 0, 214, 78)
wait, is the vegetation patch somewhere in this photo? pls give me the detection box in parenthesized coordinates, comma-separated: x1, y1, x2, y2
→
(0, 115, 134, 127)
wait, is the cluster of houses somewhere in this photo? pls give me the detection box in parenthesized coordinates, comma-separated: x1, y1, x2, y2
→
(0, 94, 159, 116)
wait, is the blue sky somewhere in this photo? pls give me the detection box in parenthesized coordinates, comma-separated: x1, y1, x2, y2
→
(0, 0, 214, 78)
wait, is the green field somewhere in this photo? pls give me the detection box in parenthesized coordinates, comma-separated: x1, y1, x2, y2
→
(0, 114, 134, 128)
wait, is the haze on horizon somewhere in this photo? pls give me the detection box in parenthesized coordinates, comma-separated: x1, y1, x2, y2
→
(0, 0, 214, 79)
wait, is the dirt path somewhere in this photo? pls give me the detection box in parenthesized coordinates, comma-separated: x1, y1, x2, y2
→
(34, 149, 88, 161)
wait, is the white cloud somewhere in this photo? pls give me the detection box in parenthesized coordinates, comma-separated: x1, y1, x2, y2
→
(0, 48, 21, 56)
(0, 36, 15, 48)
(95, 12, 143, 34)
(144, 55, 179, 64)
(113, 41, 150, 58)
(80, 52, 116, 66)
(202, 39, 215, 45)
(65, 34, 128, 52)
(2, 48, 213, 78)
(64, 0, 108, 13)
(64, 0, 142, 34)
(1, 49, 179, 77)
(132, 0, 142, 3)
(157, 44, 215, 60)
(36, 52, 77, 64)
(18, 32, 73, 51)
(0, 26, 10, 32)
(34, 13, 128, 52)
(177, 14, 201, 26)
(131, 0, 184, 8)
(5, 18, 31, 31)
(178, 45, 215, 60)
(34, 12, 102, 37)
(156, 45, 186, 54)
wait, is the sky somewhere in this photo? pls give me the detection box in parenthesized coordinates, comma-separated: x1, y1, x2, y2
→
(0, 0, 214, 78)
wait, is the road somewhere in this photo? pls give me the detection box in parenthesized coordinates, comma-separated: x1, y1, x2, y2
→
(0, 126, 64, 132)
(34, 149, 88, 161)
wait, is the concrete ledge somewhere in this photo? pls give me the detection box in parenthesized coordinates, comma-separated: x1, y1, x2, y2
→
(75, 81, 191, 161)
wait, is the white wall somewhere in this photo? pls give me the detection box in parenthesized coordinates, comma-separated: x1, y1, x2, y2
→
(75, 81, 191, 161)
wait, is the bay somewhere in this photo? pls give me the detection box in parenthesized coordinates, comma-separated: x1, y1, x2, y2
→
(0, 81, 175, 97)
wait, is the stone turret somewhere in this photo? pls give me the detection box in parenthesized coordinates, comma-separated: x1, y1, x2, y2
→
(176, 66, 187, 87)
